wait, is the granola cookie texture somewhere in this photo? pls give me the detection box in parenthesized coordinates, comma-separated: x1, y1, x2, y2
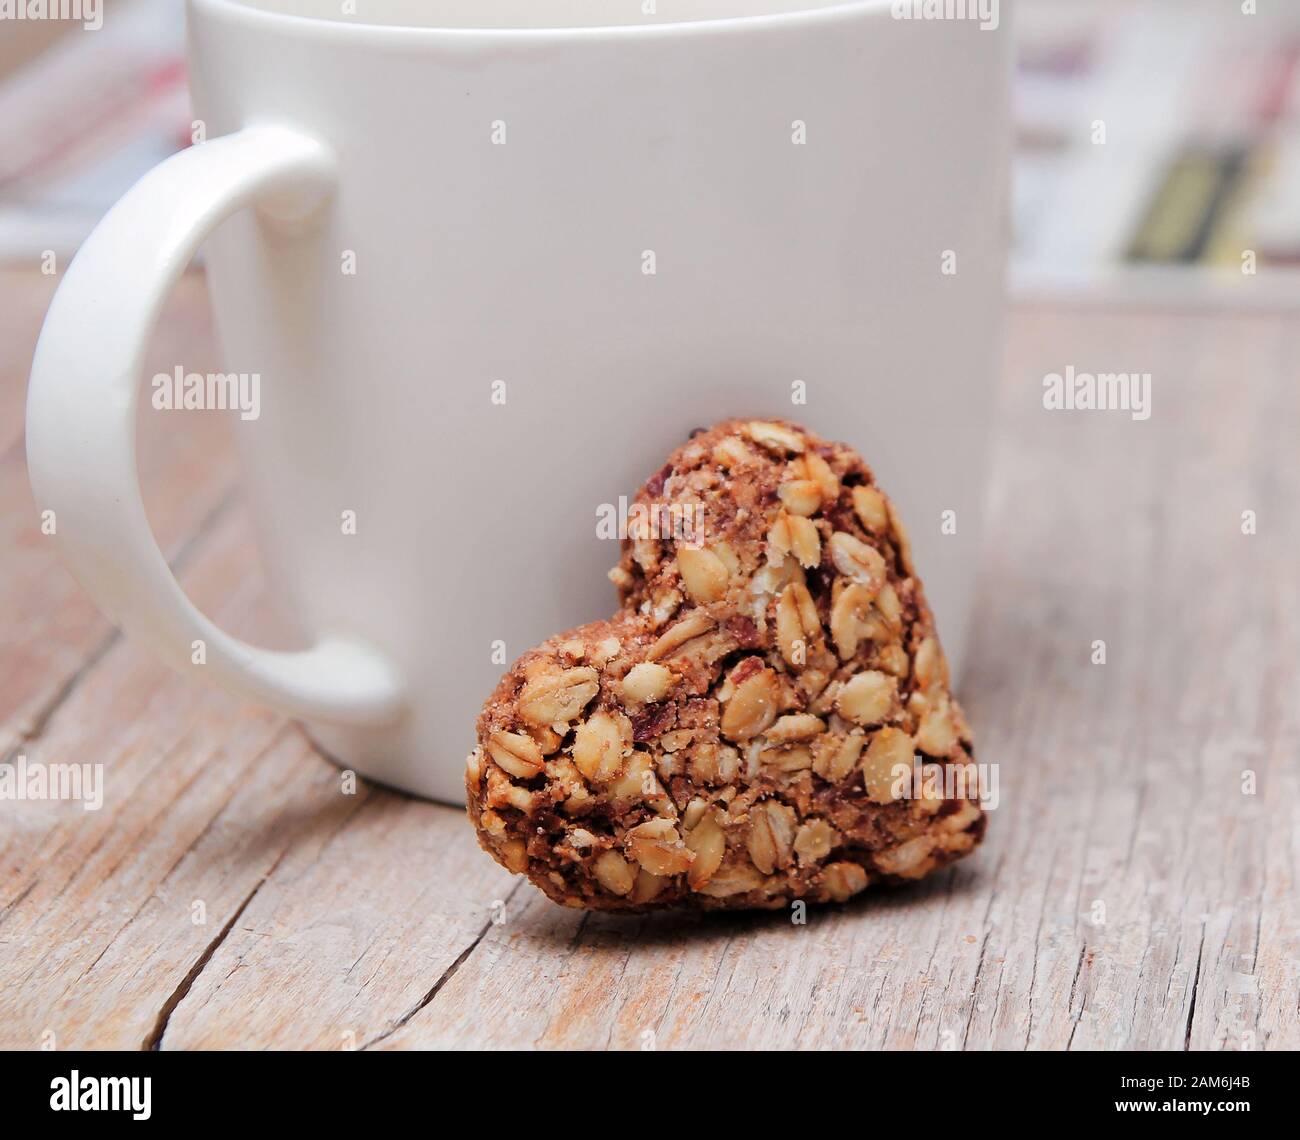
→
(466, 419, 986, 910)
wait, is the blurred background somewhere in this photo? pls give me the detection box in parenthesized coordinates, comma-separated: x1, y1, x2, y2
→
(2, 0, 1299, 306)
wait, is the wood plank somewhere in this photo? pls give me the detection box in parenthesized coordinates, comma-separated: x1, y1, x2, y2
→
(2, 292, 1296, 1050)
(158, 790, 514, 1051)
(373, 307, 1300, 1050)
(0, 507, 315, 1049)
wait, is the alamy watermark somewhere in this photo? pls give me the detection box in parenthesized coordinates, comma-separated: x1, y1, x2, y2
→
(0, 754, 103, 811)
(1043, 366, 1151, 421)
(151, 367, 261, 421)
(595, 497, 705, 546)
(893, 759, 1000, 809)
(892, 0, 999, 31)
(50, 1071, 150, 1120)
(0, 0, 101, 30)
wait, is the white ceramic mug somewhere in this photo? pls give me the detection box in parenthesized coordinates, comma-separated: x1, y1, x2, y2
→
(27, 0, 1009, 803)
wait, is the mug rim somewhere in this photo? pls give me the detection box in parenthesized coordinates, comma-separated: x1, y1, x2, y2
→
(190, 0, 892, 39)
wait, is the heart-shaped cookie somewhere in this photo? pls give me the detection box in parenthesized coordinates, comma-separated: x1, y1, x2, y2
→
(466, 420, 985, 910)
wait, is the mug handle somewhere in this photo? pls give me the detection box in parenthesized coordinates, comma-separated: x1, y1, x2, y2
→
(26, 125, 405, 727)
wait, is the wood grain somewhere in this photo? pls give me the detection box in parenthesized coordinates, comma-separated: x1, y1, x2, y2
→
(0, 268, 1295, 1050)
(0, 268, 233, 762)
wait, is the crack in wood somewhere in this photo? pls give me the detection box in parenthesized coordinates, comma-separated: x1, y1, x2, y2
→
(68, 726, 301, 998)
(1183, 926, 1206, 1051)
(1024, 848, 1059, 1046)
(597, 917, 646, 1051)
(961, 850, 1003, 1049)
(0, 878, 39, 930)
(1067, 943, 1087, 1010)
(143, 855, 281, 1052)
(0, 632, 121, 769)
(360, 878, 526, 1051)
(1066, 945, 1088, 1050)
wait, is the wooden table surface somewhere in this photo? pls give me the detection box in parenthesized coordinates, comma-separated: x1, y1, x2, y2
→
(1, 267, 1296, 1051)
